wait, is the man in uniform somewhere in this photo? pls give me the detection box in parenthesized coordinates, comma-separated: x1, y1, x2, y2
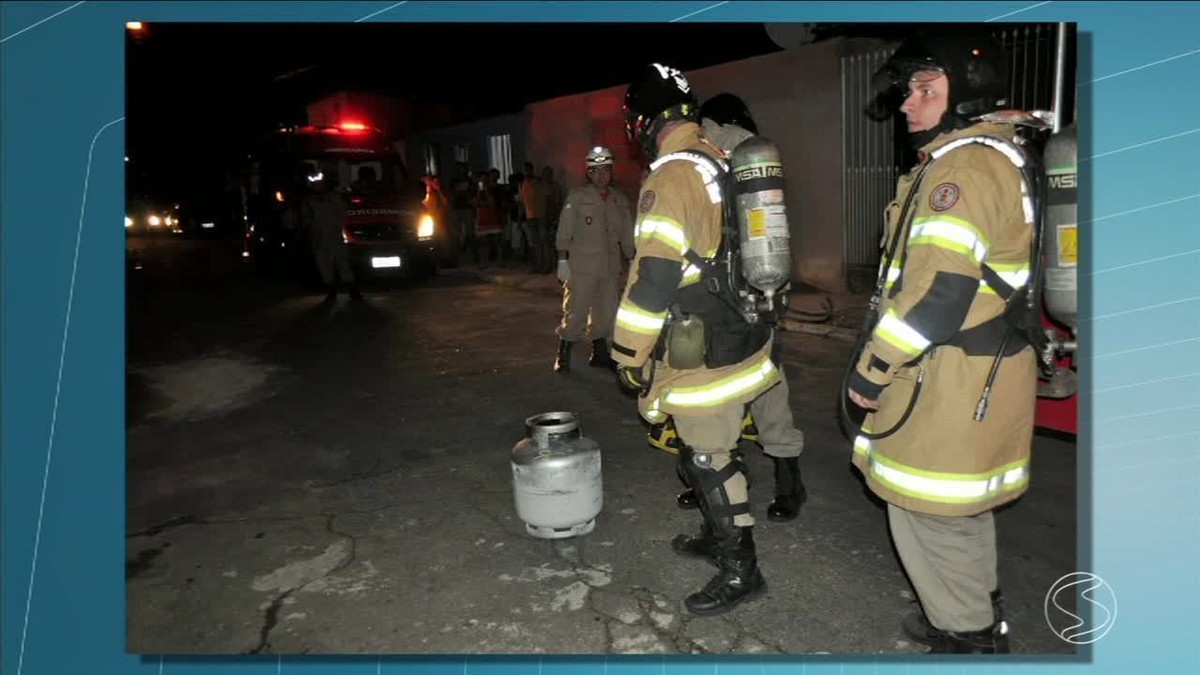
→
(553, 146, 635, 373)
(611, 63, 787, 616)
(301, 167, 361, 302)
(649, 92, 809, 524)
(846, 32, 1038, 653)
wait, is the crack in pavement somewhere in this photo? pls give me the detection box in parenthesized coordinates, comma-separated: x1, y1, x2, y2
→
(248, 590, 293, 654)
(547, 538, 777, 655)
(244, 513, 360, 654)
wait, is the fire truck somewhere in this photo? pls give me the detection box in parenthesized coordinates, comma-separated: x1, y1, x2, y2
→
(241, 120, 456, 283)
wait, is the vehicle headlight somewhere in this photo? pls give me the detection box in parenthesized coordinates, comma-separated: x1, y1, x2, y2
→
(125, 216, 133, 228)
(148, 215, 162, 226)
(165, 215, 176, 226)
(417, 214, 435, 239)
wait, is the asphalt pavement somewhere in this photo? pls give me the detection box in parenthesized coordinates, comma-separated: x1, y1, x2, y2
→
(124, 237, 1079, 657)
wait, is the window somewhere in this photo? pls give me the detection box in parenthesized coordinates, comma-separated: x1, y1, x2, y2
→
(488, 134, 514, 184)
(454, 143, 470, 164)
(424, 143, 440, 177)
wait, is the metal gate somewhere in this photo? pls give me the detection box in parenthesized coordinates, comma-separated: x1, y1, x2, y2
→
(841, 44, 903, 292)
(839, 24, 1071, 290)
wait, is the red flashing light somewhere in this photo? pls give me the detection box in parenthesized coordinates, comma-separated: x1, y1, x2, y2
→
(339, 121, 367, 131)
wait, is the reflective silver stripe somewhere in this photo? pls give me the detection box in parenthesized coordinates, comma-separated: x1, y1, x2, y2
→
(650, 151, 728, 174)
(616, 304, 667, 335)
(875, 308, 931, 357)
(650, 151, 725, 204)
(930, 135, 1034, 224)
(884, 264, 902, 289)
(980, 267, 1031, 294)
(855, 435, 1030, 503)
(636, 217, 689, 254)
(663, 357, 777, 408)
(931, 136, 1026, 168)
(644, 398, 666, 423)
(909, 217, 990, 264)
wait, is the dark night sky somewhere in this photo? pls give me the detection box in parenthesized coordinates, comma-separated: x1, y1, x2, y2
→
(125, 22, 798, 199)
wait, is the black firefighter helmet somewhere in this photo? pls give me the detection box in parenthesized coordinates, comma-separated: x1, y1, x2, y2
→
(700, 92, 758, 135)
(624, 62, 700, 160)
(868, 30, 1011, 127)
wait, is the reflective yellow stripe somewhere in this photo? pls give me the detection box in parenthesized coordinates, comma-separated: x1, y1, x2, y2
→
(680, 246, 717, 286)
(616, 302, 667, 336)
(979, 262, 1031, 296)
(909, 216, 990, 265)
(883, 262, 903, 292)
(650, 151, 726, 204)
(635, 216, 689, 255)
(854, 435, 1030, 504)
(662, 354, 778, 408)
(644, 397, 666, 423)
(874, 307, 931, 358)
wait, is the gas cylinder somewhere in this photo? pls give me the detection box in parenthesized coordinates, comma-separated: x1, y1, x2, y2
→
(730, 135, 792, 295)
(1042, 123, 1078, 334)
(510, 412, 603, 539)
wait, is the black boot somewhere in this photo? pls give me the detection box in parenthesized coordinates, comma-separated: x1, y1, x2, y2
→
(766, 456, 807, 522)
(904, 589, 1008, 651)
(588, 338, 616, 370)
(684, 526, 767, 616)
(927, 622, 1011, 654)
(553, 340, 572, 374)
(676, 446, 767, 616)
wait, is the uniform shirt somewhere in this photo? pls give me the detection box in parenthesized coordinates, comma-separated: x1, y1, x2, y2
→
(301, 191, 349, 249)
(555, 183, 633, 278)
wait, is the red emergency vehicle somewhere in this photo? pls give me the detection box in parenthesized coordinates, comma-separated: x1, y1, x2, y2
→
(242, 120, 455, 282)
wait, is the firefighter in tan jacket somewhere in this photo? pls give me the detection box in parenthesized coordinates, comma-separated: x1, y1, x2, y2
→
(650, 94, 809, 524)
(847, 33, 1038, 654)
(612, 63, 783, 616)
(552, 146, 634, 373)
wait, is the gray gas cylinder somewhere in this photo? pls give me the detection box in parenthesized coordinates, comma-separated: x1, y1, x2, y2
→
(511, 412, 603, 539)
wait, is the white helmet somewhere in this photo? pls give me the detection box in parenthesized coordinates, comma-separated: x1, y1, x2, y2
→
(586, 146, 614, 168)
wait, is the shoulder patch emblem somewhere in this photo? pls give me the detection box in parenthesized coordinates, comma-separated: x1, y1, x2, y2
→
(638, 190, 656, 214)
(929, 182, 960, 211)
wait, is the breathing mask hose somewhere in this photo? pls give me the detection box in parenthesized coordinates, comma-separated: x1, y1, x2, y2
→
(838, 161, 933, 441)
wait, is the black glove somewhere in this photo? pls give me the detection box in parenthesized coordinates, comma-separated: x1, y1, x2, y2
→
(616, 364, 650, 395)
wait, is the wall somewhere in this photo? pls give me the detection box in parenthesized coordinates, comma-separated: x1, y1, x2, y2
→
(403, 112, 528, 183)
(526, 39, 852, 292)
(525, 86, 643, 207)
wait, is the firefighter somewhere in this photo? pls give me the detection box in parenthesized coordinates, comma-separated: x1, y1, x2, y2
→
(651, 92, 808, 523)
(300, 168, 361, 301)
(846, 31, 1037, 653)
(553, 146, 635, 373)
(612, 63, 785, 616)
